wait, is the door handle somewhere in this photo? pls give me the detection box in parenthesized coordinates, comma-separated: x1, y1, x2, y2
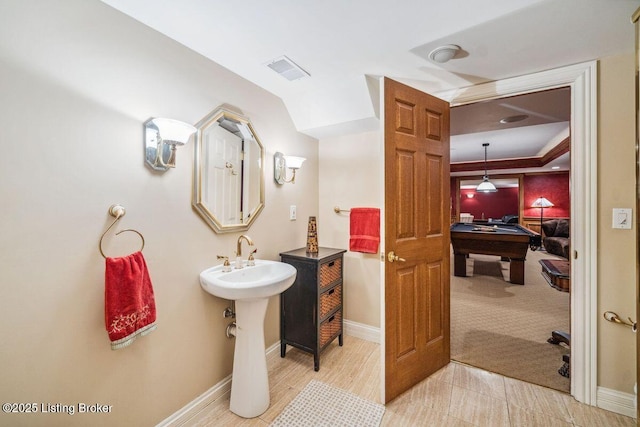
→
(387, 251, 406, 263)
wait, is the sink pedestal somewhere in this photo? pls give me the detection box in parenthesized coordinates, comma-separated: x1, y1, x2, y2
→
(199, 259, 297, 418)
(229, 298, 270, 418)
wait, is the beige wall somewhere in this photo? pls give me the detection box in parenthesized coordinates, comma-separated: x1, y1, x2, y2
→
(318, 131, 382, 327)
(597, 53, 637, 393)
(0, 1, 318, 426)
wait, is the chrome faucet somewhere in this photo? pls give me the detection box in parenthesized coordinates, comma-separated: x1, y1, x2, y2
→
(235, 235, 254, 268)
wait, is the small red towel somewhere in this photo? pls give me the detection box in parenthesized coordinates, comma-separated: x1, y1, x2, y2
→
(105, 251, 156, 350)
(349, 207, 381, 254)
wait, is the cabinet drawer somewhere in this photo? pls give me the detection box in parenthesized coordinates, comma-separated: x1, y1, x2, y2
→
(319, 258, 342, 287)
(319, 285, 342, 318)
(319, 310, 342, 347)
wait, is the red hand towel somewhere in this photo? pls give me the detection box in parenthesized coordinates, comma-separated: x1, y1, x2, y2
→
(105, 251, 156, 350)
(349, 207, 381, 254)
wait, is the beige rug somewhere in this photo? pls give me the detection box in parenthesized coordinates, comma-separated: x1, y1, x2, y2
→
(270, 380, 385, 427)
(451, 249, 571, 392)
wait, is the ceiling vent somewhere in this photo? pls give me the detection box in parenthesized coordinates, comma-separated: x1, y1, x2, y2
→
(266, 56, 310, 81)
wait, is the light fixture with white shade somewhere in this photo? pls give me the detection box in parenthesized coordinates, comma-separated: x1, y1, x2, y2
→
(531, 196, 554, 231)
(144, 118, 197, 171)
(274, 152, 306, 184)
(476, 143, 497, 193)
(428, 44, 461, 63)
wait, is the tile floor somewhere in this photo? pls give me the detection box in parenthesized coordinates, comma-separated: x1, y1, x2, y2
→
(187, 336, 636, 426)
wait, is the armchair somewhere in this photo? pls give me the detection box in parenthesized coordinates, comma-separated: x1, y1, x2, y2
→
(541, 219, 570, 259)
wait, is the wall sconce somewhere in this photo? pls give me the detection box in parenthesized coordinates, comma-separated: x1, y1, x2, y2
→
(144, 118, 197, 171)
(466, 193, 475, 198)
(274, 152, 306, 184)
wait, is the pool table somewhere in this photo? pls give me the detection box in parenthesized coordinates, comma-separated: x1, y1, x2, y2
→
(450, 222, 541, 285)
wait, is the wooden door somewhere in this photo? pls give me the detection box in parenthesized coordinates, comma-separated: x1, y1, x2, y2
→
(384, 78, 451, 402)
(208, 125, 242, 224)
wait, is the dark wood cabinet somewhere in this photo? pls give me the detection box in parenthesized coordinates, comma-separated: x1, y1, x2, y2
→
(279, 247, 346, 371)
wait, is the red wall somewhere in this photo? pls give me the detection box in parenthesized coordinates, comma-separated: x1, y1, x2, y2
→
(459, 187, 519, 220)
(522, 173, 570, 218)
(451, 172, 570, 220)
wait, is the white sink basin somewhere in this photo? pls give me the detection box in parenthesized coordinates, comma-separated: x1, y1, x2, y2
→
(199, 259, 297, 418)
(200, 259, 297, 301)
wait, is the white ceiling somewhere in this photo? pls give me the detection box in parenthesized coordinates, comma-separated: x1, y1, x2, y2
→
(451, 87, 571, 174)
(99, 0, 637, 171)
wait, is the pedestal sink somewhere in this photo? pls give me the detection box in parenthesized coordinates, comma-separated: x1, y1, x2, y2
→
(199, 260, 297, 418)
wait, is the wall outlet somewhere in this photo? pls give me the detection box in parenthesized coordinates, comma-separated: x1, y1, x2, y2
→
(289, 205, 296, 220)
(612, 208, 632, 229)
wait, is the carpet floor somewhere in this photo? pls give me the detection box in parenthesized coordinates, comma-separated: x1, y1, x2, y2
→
(451, 248, 571, 392)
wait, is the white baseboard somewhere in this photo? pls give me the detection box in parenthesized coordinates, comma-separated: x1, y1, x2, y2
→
(156, 324, 379, 426)
(155, 374, 231, 427)
(597, 386, 637, 419)
(344, 319, 381, 343)
(158, 326, 636, 425)
(342, 321, 639, 420)
(156, 342, 281, 427)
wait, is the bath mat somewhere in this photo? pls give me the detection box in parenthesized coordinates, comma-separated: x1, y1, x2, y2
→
(270, 380, 385, 427)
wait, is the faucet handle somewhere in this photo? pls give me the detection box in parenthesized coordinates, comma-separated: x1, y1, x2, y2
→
(247, 248, 257, 266)
(217, 255, 231, 272)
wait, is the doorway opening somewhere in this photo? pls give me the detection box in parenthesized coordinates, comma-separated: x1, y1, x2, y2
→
(381, 62, 597, 405)
(449, 88, 571, 393)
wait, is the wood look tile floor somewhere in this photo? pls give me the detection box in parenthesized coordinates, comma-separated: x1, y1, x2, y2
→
(188, 336, 636, 427)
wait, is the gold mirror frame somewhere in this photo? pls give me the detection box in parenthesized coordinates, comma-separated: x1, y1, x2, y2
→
(192, 106, 265, 233)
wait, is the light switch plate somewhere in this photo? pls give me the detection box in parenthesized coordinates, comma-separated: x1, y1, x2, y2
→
(612, 208, 632, 229)
(289, 205, 296, 221)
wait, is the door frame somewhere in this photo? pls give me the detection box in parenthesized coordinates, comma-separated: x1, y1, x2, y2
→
(380, 61, 597, 404)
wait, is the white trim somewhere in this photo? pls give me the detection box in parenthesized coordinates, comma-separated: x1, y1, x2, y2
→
(379, 76, 387, 405)
(437, 61, 598, 405)
(156, 342, 281, 427)
(155, 375, 231, 427)
(157, 330, 382, 426)
(344, 319, 381, 343)
(159, 323, 634, 426)
(597, 386, 637, 419)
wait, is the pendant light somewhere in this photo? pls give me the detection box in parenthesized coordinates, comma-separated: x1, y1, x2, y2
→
(476, 143, 497, 193)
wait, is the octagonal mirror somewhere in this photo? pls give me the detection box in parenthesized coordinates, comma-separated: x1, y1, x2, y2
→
(192, 106, 265, 233)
